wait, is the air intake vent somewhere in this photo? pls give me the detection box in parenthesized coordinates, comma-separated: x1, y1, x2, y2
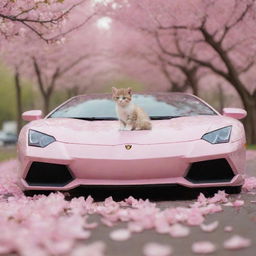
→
(25, 162, 73, 187)
(185, 159, 235, 183)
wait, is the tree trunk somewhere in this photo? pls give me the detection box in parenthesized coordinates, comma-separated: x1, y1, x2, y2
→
(15, 70, 22, 134)
(43, 93, 51, 115)
(218, 83, 225, 112)
(185, 68, 198, 96)
(199, 27, 256, 143)
(243, 99, 256, 144)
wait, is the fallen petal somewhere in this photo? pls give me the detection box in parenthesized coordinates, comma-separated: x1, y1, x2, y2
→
(224, 235, 251, 250)
(71, 241, 106, 256)
(192, 241, 216, 254)
(169, 224, 190, 237)
(109, 229, 131, 241)
(143, 242, 172, 256)
(232, 200, 244, 207)
(224, 226, 233, 232)
(200, 221, 219, 232)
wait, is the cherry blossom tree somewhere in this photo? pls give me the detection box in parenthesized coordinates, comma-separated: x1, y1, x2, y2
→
(1, 0, 97, 131)
(105, 0, 256, 143)
(0, 0, 89, 42)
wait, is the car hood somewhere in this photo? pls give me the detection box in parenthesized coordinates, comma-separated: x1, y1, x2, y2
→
(27, 115, 240, 145)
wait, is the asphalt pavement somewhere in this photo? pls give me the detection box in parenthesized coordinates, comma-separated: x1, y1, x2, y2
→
(75, 157, 256, 256)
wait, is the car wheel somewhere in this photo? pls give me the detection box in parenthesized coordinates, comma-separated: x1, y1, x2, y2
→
(224, 186, 242, 194)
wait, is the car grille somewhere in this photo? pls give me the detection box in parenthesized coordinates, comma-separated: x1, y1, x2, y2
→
(185, 159, 235, 183)
(25, 162, 73, 187)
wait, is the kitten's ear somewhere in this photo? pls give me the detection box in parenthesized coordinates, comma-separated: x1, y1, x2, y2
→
(112, 87, 117, 94)
(127, 87, 132, 95)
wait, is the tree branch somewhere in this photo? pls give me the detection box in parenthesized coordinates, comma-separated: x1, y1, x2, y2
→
(218, 1, 252, 44)
(33, 57, 46, 97)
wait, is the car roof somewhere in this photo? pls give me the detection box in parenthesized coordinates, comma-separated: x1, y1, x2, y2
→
(72, 91, 196, 98)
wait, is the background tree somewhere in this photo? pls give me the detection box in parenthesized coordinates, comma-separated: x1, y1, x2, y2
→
(104, 0, 256, 143)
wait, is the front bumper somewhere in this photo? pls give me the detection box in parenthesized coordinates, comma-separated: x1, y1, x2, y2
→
(19, 139, 246, 191)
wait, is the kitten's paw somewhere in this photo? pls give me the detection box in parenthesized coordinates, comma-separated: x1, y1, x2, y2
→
(123, 126, 132, 131)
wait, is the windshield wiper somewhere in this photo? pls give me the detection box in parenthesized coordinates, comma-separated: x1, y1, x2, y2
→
(150, 116, 182, 120)
(71, 116, 183, 121)
(71, 117, 118, 121)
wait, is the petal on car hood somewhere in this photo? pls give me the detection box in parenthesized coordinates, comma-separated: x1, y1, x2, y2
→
(28, 115, 235, 145)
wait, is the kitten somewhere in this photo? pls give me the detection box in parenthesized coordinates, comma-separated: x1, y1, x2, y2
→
(112, 87, 152, 131)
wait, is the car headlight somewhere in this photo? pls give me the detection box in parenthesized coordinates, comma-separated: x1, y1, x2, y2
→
(202, 126, 232, 144)
(28, 130, 56, 148)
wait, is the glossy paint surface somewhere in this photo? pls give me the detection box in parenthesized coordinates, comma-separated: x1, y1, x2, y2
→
(223, 108, 247, 120)
(17, 94, 247, 191)
(22, 110, 43, 122)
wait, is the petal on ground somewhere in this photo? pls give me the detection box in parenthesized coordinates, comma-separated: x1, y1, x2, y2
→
(243, 176, 256, 192)
(224, 226, 233, 232)
(143, 242, 173, 256)
(70, 242, 106, 256)
(200, 221, 219, 232)
(223, 235, 251, 250)
(169, 224, 190, 237)
(109, 229, 131, 241)
(192, 241, 216, 254)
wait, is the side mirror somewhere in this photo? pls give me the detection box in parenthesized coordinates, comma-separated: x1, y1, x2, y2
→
(22, 110, 43, 121)
(222, 108, 247, 120)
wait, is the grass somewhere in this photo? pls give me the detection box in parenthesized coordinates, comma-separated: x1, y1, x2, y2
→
(247, 144, 256, 150)
(0, 146, 17, 162)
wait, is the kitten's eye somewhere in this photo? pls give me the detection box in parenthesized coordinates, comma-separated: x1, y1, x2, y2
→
(115, 97, 119, 100)
(123, 97, 127, 100)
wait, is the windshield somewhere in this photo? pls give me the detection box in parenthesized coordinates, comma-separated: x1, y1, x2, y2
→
(48, 93, 217, 120)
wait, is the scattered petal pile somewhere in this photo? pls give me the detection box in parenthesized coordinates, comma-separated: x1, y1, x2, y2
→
(0, 158, 255, 255)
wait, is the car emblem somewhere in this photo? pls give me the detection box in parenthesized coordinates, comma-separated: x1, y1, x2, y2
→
(125, 145, 132, 150)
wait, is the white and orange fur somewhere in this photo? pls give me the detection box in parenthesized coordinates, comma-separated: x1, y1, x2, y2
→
(112, 87, 152, 131)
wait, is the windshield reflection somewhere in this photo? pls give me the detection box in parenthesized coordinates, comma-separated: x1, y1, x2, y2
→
(49, 93, 217, 120)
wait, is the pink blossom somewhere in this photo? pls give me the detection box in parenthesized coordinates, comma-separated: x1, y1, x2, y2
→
(169, 224, 190, 237)
(196, 193, 208, 206)
(200, 221, 219, 232)
(223, 235, 251, 250)
(70, 242, 106, 256)
(232, 200, 244, 207)
(243, 176, 256, 192)
(109, 229, 131, 241)
(199, 204, 222, 215)
(192, 241, 216, 254)
(155, 214, 171, 234)
(224, 226, 233, 232)
(208, 191, 228, 204)
(143, 243, 173, 256)
(128, 221, 144, 233)
(186, 208, 204, 226)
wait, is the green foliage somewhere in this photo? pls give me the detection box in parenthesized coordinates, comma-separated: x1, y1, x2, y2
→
(247, 144, 256, 150)
(0, 147, 17, 162)
(0, 66, 17, 127)
(50, 89, 69, 111)
(0, 65, 35, 128)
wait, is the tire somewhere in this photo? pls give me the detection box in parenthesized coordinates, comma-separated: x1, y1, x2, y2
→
(224, 186, 242, 194)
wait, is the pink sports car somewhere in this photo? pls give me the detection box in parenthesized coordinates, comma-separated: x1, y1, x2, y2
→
(18, 93, 247, 194)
